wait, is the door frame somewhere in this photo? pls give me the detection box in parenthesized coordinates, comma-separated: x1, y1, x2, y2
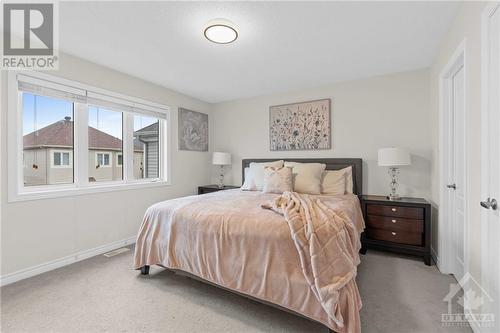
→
(481, 2, 500, 327)
(438, 39, 471, 278)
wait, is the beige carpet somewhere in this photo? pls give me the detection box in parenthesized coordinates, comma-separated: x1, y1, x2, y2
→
(1, 248, 471, 333)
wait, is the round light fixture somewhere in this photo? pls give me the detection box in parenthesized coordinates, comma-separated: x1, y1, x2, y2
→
(204, 19, 238, 44)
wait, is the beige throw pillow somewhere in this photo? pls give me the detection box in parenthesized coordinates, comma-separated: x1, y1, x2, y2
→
(241, 160, 284, 191)
(262, 166, 293, 194)
(284, 162, 326, 194)
(321, 166, 354, 195)
(345, 166, 354, 193)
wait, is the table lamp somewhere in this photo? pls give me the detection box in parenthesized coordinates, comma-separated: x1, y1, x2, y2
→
(212, 152, 231, 189)
(378, 148, 411, 200)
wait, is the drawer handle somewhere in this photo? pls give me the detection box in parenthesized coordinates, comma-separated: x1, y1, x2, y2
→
(391, 208, 397, 212)
(391, 219, 397, 223)
(391, 232, 397, 236)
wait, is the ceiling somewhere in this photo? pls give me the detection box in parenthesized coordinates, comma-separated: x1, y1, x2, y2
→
(59, 1, 460, 103)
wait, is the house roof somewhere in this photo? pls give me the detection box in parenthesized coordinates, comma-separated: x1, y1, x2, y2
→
(23, 119, 144, 152)
(135, 122, 159, 144)
(134, 121, 158, 136)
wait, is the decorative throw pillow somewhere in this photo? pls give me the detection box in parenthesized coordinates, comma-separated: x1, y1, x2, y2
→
(262, 166, 293, 194)
(284, 162, 326, 195)
(344, 166, 354, 194)
(241, 160, 284, 191)
(321, 166, 353, 195)
(321, 170, 347, 195)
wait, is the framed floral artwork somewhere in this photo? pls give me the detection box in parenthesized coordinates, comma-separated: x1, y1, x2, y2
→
(269, 98, 331, 151)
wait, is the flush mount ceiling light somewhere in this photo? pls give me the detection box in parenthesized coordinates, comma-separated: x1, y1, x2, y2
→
(204, 19, 238, 44)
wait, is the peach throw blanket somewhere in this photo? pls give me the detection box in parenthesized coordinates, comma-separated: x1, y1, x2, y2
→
(262, 191, 362, 332)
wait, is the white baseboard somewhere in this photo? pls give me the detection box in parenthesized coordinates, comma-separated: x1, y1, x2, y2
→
(0, 236, 136, 287)
(431, 246, 442, 272)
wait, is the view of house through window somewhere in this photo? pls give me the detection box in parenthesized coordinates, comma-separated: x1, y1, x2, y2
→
(22, 93, 74, 186)
(18, 77, 168, 195)
(133, 115, 160, 179)
(88, 106, 123, 182)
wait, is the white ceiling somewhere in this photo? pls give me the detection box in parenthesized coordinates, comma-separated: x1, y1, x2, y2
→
(59, 1, 460, 103)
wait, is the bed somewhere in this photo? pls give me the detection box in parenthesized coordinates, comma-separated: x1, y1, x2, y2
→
(134, 158, 364, 333)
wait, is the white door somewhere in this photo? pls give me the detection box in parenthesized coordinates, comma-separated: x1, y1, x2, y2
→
(447, 64, 466, 281)
(481, 4, 500, 332)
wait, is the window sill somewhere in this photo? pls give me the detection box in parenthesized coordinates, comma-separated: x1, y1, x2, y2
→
(8, 180, 171, 203)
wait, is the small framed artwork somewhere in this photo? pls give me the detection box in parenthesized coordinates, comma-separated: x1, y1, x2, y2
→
(178, 108, 209, 151)
(269, 98, 331, 151)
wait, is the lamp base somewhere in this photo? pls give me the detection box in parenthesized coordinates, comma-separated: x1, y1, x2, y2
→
(217, 165, 225, 189)
(387, 167, 401, 201)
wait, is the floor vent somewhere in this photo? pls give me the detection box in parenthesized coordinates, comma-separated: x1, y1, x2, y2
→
(103, 247, 130, 258)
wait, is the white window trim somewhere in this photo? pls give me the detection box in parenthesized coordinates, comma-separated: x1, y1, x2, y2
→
(51, 150, 73, 168)
(7, 70, 172, 203)
(95, 151, 112, 168)
(116, 153, 123, 167)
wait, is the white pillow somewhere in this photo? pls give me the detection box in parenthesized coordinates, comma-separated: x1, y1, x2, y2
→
(241, 160, 284, 191)
(321, 166, 353, 195)
(284, 162, 326, 194)
(241, 168, 253, 190)
(243, 167, 249, 183)
(262, 166, 293, 194)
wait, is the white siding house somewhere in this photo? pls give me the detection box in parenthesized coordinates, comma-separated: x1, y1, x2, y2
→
(133, 122, 159, 179)
(23, 117, 147, 186)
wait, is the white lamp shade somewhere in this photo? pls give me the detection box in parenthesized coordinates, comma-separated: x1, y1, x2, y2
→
(378, 148, 411, 167)
(212, 152, 231, 165)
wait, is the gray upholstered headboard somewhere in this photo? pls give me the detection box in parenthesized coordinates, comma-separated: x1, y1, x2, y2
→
(241, 158, 363, 196)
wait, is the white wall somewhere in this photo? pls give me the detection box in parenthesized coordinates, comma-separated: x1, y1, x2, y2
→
(429, 1, 487, 282)
(212, 69, 432, 199)
(0, 53, 214, 277)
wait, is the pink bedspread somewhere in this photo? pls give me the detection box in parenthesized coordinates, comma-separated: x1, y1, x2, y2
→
(134, 189, 365, 332)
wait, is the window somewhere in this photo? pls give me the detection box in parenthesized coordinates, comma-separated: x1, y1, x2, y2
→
(96, 152, 111, 167)
(52, 151, 72, 168)
(89, 106, 122, 181)
(22, 92, 74, 186)
(9, 71, 170, 201)
(133, 115, 160, 179)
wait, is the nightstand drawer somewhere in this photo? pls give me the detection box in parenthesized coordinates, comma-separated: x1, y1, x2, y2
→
(366, 215, 423, 233)
(366, 228, 422, 246)
(367, 204, 424, 219)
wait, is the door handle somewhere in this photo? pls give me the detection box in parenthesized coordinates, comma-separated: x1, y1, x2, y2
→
(480, 198, 498, 210)
(447, 184, 456, 190)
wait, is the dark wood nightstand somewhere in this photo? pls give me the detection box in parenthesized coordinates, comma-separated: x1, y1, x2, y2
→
(197, 185, 239, 195)
(361, 195, 432, 265)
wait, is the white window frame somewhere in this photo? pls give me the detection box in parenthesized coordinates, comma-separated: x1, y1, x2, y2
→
(51, 150, 73, 168)
(95, 152, 112, 168)
(7, 70, 172, 202)
(116, 153, 123, 167)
